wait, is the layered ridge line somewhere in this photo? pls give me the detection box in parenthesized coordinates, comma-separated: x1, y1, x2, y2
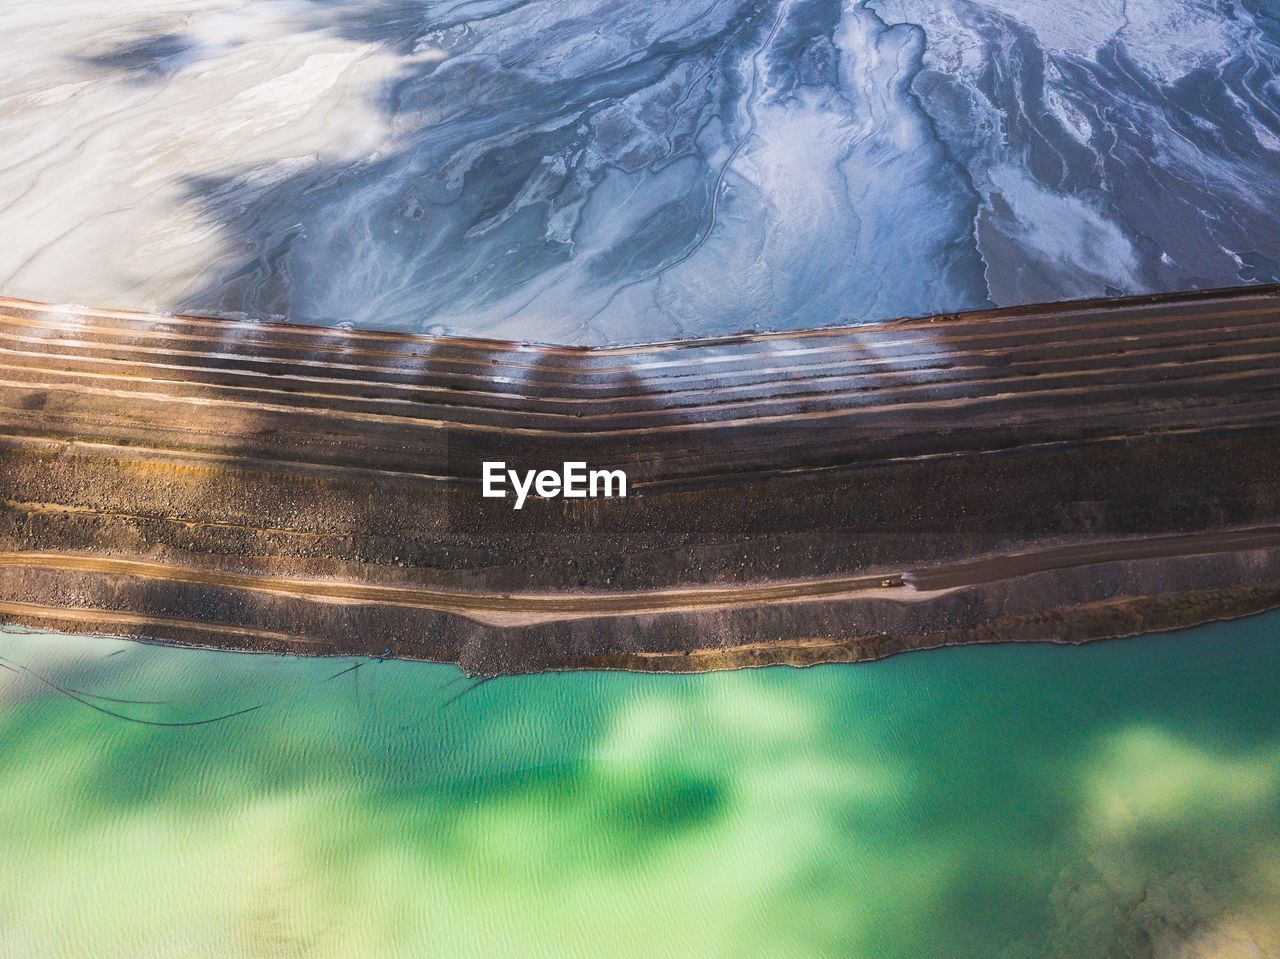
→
(2, 286, 1280, 673)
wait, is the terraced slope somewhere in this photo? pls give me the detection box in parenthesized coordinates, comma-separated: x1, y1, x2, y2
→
(2, 286, 1279, 673)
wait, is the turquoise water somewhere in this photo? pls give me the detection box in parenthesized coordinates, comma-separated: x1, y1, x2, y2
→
(1, 618, 1278, 958)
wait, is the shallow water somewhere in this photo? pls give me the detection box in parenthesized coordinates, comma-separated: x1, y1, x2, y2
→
(1, 618, 1279, 957)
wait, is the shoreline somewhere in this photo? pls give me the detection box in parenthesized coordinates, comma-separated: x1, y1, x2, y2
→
(6, 558, 1280, 676)
(4, 540, 1280, 675)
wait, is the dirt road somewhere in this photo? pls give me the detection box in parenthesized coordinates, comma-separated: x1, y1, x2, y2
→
(2, 286, 1279, 671)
